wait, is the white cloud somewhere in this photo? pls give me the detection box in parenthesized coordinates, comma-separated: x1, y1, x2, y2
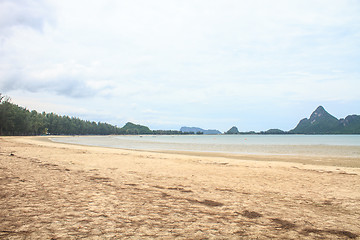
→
(0, 0, 54, 34)
(1, 0, 360, 130)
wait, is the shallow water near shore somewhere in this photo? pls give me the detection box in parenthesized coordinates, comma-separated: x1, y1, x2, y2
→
(51, 135, 360, 158)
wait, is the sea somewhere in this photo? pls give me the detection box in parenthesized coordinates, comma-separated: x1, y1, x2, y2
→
(51, 135, 360, 158)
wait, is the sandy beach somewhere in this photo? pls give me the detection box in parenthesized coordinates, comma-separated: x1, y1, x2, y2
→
(1, 136, 359, 239)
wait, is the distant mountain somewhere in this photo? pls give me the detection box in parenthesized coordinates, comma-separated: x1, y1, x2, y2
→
(180, 126, 221, 135)
(225, 126, 240, 134)
(290, 106, 360, 134)
(120, 122, 152, 134)
(338, 115, 360, 133)
(262, 129, 285, 134)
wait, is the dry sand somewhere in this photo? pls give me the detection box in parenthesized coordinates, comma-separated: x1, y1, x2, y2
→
(1, 136, 359, 239)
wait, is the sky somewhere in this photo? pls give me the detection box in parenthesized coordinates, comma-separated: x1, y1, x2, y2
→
(1, 0, 360, 132)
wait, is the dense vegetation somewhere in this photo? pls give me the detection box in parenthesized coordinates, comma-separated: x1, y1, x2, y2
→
(0, 94, 193, 136)
(0, 94, 122, 135)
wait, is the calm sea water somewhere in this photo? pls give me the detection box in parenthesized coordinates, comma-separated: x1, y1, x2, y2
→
(51, 135, 360, 157)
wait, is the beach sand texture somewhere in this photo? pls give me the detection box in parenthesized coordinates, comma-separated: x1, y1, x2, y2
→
(1, 136, 359, 239)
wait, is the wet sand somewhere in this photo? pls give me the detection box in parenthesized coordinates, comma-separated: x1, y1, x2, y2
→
(1, 136, 359, 239)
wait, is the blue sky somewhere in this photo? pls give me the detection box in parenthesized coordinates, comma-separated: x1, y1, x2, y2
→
(1, 0, 360, 132)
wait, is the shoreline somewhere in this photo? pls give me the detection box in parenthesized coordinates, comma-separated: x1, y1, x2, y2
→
(1, 136, 359, 239)
(48, 135, 360, 168)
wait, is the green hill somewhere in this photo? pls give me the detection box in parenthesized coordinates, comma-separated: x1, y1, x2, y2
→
(338, 115, 360, 134)
(119, 122, 152, 135)
(262, 129, 285, 134)
(290, 106, 360, 134)
(225, 126, 240, 134)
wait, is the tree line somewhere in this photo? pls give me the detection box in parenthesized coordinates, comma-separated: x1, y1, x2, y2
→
(0, 94, 123, 136)
(0, 94, 192, 136)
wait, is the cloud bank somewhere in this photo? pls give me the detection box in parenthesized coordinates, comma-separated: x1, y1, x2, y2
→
(1, 0, 360, 131)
